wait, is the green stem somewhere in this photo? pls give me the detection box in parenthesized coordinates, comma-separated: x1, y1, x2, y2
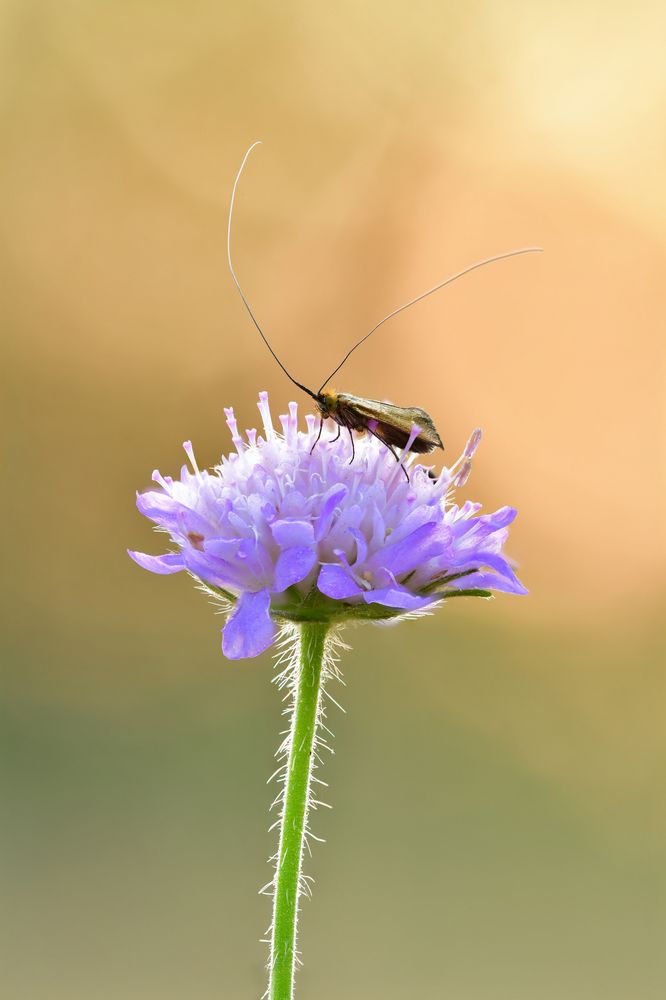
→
(269, 622, 328, 1000)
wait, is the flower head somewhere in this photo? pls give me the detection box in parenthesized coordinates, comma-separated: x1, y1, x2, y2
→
(129, 391, 526, 659)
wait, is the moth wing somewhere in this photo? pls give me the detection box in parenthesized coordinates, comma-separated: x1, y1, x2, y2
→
(338, 395, 443, 452)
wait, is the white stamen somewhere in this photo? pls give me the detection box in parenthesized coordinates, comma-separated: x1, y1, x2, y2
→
(453, 459, 472, 487)
(464, 427, 483, 459)
(151, 469, 172, 491)
(224, 407, 245, 453)
(287, 401, 299, 445)
(257, 390, 275, 440)
(182, 441, 201, 477)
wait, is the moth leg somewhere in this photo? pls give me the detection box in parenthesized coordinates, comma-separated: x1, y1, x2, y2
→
(329, 424, 341, 443)
(366, 427, 410, 482)
(310, 417, 325, 455)
(347, 428, 355, 464)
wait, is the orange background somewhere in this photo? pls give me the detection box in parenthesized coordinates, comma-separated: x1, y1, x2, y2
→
(2, 3, 664, 997)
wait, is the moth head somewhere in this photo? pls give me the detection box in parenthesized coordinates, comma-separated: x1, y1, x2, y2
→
(316, 390, 339, 416)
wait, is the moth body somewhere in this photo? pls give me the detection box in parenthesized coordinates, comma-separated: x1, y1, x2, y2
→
(316, 390, 444, 455)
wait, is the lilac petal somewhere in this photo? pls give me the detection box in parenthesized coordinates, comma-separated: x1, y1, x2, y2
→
(228, 510, 253, 538)
(271, 519, 315, 548)
(388, 505, 435, 543)
(347, 527, 368, 565)
(315, 485, 348, 541)
(367, 503, 386, 550)
(451, 571, 528, 596)
(278, 492, 309, 518)
(136, 491, 192, 531)
(477, 552, 526, 592)
(204, 537, 242, 559)
(174, 506, 213, 539)
(182, 547, 242, 589)
(128, 550, 185, 575)
(222, 589, 275, 660)
(137, 490, 214, 539)
(367, 521, 442, 577)
(452, 501, 483, 522)
(318, 564, 365, 599)
(273, 546, 317, 592)
(481, 505, 517, 531)
(136, 491, 181, 521)
(454, 506, 517, 544)
(364, 585, 433, 610)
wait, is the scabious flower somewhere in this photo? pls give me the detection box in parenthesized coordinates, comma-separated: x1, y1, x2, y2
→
(129, 387, 528, 998)
(129, 391, 526, 659)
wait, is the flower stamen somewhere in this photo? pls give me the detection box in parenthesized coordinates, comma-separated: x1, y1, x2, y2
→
(183, 440, 201, 477)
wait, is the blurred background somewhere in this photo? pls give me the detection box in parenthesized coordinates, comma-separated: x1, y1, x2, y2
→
(2, 1, 665, 997)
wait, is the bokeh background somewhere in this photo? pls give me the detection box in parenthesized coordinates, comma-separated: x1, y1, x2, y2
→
(2, 2, 665, 997)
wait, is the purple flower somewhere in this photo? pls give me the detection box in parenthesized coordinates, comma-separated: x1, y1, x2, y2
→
(129, 392, 526, 659)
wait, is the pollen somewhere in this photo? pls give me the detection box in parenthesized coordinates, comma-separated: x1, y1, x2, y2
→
(187, 531, 205, 550)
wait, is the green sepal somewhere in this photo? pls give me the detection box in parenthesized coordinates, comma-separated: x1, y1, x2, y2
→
(200, 582, 237, 604)
(201, 578, 492, 624)
(421, 567, 479, 594)
(438, 588, 492, 600)
(272, 587, 405, 625)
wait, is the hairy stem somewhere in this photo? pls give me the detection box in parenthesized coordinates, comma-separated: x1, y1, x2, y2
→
(269, 623, 328, 1000)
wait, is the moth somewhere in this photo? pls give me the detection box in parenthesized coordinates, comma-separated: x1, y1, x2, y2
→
(310, 392, 442, 466)
(227, 142, 541, 475)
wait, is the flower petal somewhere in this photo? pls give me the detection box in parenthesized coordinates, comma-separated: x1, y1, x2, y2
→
(204, 537, 242, 559)
(347, 527, 368, 565)
(182, 548, 242, 589)
(222, 589, 275, 659)
(476, 552, 526, 592)
(273, 546, 317, 592)
(136, 490, 181, 520)
(364, 585, 434, 610)
(452, 506, 517, 544)
(367, 521, 442, 577)
(480, 505, 517, 531)
(270, 519, 315, 548)
(450, 570, 527, 596)
(318, 564, 364, 599)
(128, 550, 185, 574)
(315, 485, 348, 541)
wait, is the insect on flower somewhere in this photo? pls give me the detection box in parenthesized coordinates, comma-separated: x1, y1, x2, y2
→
(227, 142, 541, 476)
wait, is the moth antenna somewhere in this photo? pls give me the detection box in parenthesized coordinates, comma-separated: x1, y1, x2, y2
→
(227, 142, 318, 401)
(317, 246, 543, 392)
